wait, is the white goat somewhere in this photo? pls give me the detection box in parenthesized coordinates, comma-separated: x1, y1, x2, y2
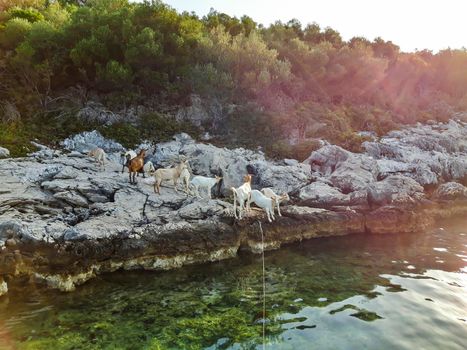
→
(260, 188, 290, 216)
(179, 168, 191, 193)
(248, 190, 275, 222)
(191, 175, 222, 199)
(121, 150, 137, 173)
(153, 160, 188, 194)
(143, 161, 156, 176)
(88, 147, 106, 171)
(231, 174, 252, 219)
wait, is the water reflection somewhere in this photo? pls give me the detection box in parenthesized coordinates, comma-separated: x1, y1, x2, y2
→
(0, 219, 466, 349)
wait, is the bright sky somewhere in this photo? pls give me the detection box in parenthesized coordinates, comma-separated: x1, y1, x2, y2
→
(161, 0, 467, 52)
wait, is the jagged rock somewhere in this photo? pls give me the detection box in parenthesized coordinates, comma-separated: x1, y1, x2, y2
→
(178, 199, 228, 220)
(152, 134, 311, 195)
(328, 155, 377, 192)
(54, 167, 78, 180)
(0, 146, 10, 158)
(363, 120, 467, 185)
(281, 205, 328, 218)
(248, 161, 311, 194)
(76, 101, 141, 125)
(298, 181, 367, 208)
(299, 182, 350, 207)
(53, 191, 89, 207)
(432, 182, 467, 200)
(61, 130, 125, 153)
(304, 145, 377, 192)
(304, 145, 350, 175)
(1, 122, 467, 295)
(375, 158, 439, 186)
(175, 94, 225, 128)
(367, 175, 424, 208)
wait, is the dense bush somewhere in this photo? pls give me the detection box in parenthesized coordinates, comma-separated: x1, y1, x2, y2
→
(1, 0, 466, 158)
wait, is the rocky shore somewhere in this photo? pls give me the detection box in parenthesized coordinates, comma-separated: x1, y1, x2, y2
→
(1, 120, 466, 295)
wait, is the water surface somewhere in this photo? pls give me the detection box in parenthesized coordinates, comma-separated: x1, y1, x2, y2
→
(1, 219, 466, 349)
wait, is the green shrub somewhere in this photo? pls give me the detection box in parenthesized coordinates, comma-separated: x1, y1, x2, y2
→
(139, 112, 199, 142)
(98, 122, 141, 149)
(0, 122, 36, 157)
(9, 7, 44, 23)
(269, 139, 321, 161)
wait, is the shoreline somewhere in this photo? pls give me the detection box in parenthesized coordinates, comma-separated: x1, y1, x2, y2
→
(2, 200, 466, 295)
(1, 120, 466, 296)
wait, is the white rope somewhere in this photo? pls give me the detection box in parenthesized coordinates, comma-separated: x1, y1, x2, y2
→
(258, 220, 266, 350)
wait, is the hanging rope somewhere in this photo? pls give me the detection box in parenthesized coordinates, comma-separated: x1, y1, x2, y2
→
(258, 220, 266, 350)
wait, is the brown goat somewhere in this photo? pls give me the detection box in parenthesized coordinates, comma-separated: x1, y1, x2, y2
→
(128, 149, 146, 184)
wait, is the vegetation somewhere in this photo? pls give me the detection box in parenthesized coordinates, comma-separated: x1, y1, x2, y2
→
(1, 0, 467, 158)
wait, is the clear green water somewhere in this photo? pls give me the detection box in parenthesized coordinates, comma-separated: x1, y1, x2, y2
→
(1, 219, 466, 350)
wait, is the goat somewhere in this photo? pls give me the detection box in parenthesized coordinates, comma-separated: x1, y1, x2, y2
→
(190, 175, 222, 199)
(128, 149, 146, 184)
(121, 150, 137, 173)
(143, 161, 156, 176)
(231, 174, 252, 219)
(260, 188, 290, 216)
(153, 160, 188, 194)
(179, 168, 191, 193)
(88, 147, 106, 171)
(248, 190, 275, 222)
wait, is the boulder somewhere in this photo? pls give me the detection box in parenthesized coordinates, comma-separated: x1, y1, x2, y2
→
(248, 161, 311, 194)
(53, 191, 89, 207)
(304, 145, 377, 193)
(299, 182, 350, 207)
(0, 146, 11, 158)
(328, 155, 377, 192)
(304, 145, 349, 175)
(367, 175, 424, 208)
(298, 181, 368, 208)
(178, 199, 229, 220)
(61, 130, 125, 153)
(432, 182, 467, 200)
(175, 94, 224, 128)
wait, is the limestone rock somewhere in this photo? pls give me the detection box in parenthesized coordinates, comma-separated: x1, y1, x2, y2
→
(178, 199, 229, 220)
(1, 122, 466, 295)
(151, 134, 310, 195)
(304, 145, 377, 192)
(299, 182, 350, 207)
(367, 175, 424, 208)
(363, 120, 467, 185)
(432, 182, 467, 200)
(0, 146, 10, 158)
(61, 130, 125, 153)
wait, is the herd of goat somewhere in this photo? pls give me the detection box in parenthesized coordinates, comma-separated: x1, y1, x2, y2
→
(88, 147, 289, 222)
